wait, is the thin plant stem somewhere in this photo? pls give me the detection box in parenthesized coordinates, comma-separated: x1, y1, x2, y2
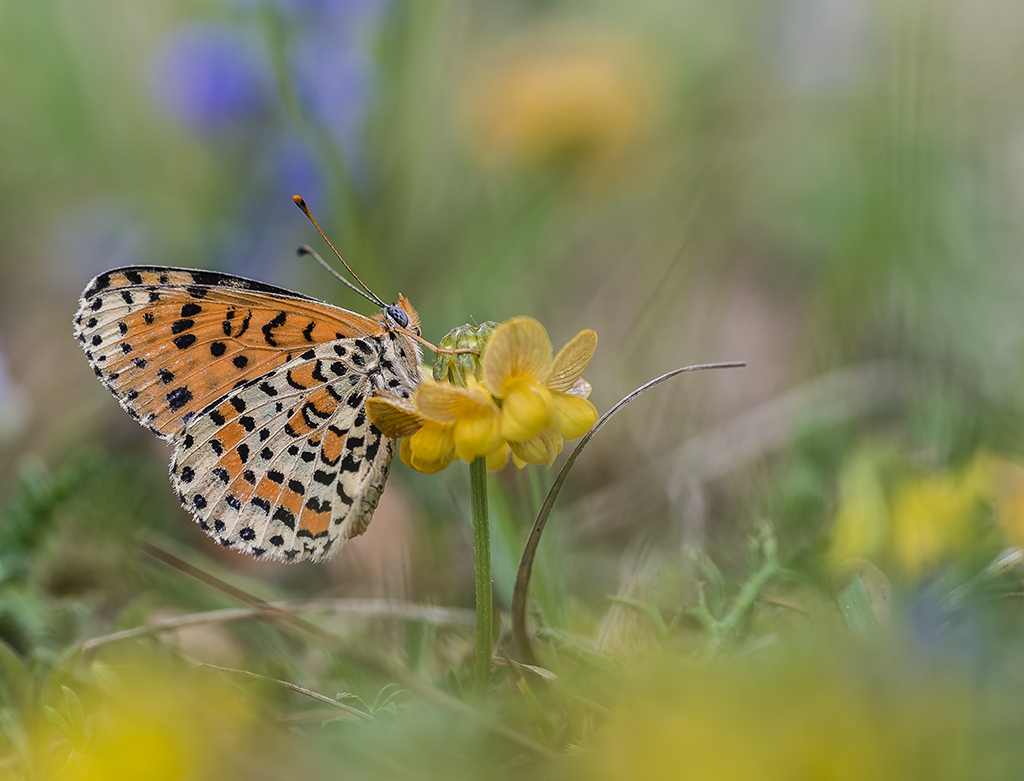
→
(470, 456, 492, 695)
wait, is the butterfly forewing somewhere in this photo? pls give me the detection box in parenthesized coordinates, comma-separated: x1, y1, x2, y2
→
(74, 266, 422, 563)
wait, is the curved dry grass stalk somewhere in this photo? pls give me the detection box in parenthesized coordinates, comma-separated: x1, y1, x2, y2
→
(511, 361, 746, 663)
(570, 361, 917, 539)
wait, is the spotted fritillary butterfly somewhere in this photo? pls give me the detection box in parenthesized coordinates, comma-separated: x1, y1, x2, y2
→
(74, 266, 423, 563)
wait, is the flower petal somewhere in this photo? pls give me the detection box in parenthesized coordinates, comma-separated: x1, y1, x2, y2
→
(453, 405, 504, 462)
(500, 378, 553, 442)
(548, 329, 597, 392)
(509, 428, 564, 467)
(414, 379, 494, 424)
(400, 422, 456, 474)
(550, 392, 598, 440)
(486, 442, 511, 471)
(365, 393, 424, 438)
(483, 317, 553, 395)
(566, 377, 592, 399)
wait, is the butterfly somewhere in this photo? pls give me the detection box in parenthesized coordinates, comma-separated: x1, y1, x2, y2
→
(73, 213, 426, 563)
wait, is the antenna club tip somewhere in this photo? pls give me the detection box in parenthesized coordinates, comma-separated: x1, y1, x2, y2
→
(292, 194, 308, 210)
(296, 245, 313, 256)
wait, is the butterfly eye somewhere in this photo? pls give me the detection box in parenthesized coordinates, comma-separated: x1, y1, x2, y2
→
(385, 304, 409, 329)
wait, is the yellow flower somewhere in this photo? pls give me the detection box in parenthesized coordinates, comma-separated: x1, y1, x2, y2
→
(402, 421, 457, 474)
(416, 375, 504, 463)
(366, 380, 457, 475)
(366, 317, 599, 472)
(368, 376, 506, 473)
(483, 317, 598, 466)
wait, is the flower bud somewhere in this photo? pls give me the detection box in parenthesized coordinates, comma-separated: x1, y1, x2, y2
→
(432, 321, 500, 386)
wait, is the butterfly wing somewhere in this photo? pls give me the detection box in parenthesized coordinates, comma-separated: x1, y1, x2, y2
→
(74, 266, 422, 562)
(168, 342, 413, 562)
(74, 266, 389, 437)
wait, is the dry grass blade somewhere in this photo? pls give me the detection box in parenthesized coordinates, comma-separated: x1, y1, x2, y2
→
(79, 599, 475, 654)
(85, 541, 558, 760)
(511, 361, 746, 662)
(196, 662, 373, 721)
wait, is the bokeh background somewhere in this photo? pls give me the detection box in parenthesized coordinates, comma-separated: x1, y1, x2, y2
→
(6, 0, 1024, 778)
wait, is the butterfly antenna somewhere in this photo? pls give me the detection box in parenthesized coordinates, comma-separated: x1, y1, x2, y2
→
(292, 195, 386, 308)
(296, 246, 381, 308)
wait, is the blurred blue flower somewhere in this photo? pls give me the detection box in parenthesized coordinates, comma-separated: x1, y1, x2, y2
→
(277, 0, 386, 18)
(149, 23, 275, 132)
(908, 579, 988, 673)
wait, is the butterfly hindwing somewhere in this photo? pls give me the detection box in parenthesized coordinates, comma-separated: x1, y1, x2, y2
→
(168, 341, 411, 563)
(74, 265, 423, 563)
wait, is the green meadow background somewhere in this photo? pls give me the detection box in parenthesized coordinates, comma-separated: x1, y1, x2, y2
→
(4, 0, 1024, 778)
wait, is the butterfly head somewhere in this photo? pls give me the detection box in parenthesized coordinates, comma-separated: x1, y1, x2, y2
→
(380, 294, 421, 337)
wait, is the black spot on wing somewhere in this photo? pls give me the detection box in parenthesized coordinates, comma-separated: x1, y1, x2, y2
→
(262, 311, 287, 346)
(273, 506, 295, 530)
(167, 387, 193, 411)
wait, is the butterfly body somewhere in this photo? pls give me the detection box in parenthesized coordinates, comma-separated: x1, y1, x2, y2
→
(74, 266, 422, 563)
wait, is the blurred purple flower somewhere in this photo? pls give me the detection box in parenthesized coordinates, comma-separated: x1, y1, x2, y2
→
(149, 23, 275, 132)
(271, 137, 326, 207)
(218, 0, 387, 26)
(219, 137, 327, 284)
(775, 0, 874, 93)
(277, 0, 385, 18)
(0, 344, 29, 442)
(292, 33, 373, 167)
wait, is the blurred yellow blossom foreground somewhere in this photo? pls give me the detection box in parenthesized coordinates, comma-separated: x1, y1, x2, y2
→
(571, 656, 978, 781)
(22, 658, 259, 781)
(367, 317, 598, 473)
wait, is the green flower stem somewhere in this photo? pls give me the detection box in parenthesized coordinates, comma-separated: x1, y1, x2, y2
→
(470, 456, 492, 694)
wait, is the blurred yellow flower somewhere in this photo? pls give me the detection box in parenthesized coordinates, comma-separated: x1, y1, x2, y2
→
(36, 660, 255, 781)
(367, 317, 598, 472)
(830, 448, 995, 579)
(979, 455, 1024, 549)
(829, 449, 891, 565)
(465, 33, 651, 171)
(889, 469, 984, 578)
(574, 660, 975, 781)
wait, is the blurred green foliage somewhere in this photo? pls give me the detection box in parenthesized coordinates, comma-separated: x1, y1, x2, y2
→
(5, 0, 1024, 777)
